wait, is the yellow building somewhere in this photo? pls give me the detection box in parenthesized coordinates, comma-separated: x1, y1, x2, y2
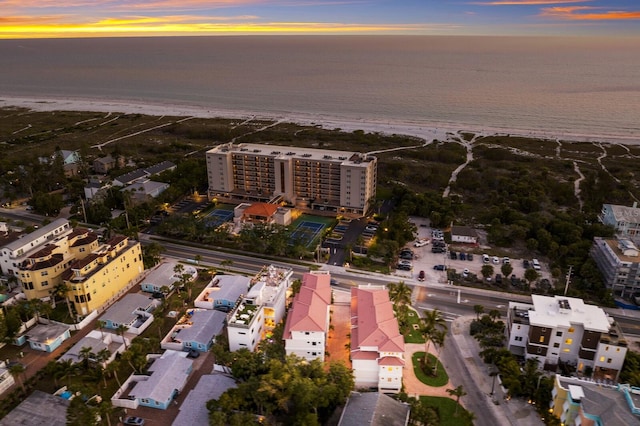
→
(62, 235, 143, 318)
(19, 228, 99, 300)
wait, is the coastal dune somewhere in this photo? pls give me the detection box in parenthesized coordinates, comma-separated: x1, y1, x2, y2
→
(1, 96, 638, 146)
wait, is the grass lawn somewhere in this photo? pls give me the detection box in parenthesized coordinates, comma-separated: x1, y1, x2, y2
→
(412, 352, 448, 387)
(404, 310, 425, 343)
(420, 396, 474, 426)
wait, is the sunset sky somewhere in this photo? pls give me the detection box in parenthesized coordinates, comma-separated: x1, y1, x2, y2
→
(1, 0, 639, 38)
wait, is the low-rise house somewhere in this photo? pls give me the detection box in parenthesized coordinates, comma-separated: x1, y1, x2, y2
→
(227, 265, 293, 352)
(140, 260, 197, 294)
(172, 374, 237, 426)
(113, 350, 193, 410)
(283, 271, 332, 362)
(194, 275, 250, 312)
(26, 323, 71, 352)
(58, 330, 126, 366)
(350, 285, 405, 393)
(338, 392, 411, 426)
(0, 390, 70, 426)
(93, 155, 116, 174)
(122, 179, 170, 203)
(450, 225, 479, 245)
(507, 295, 628, 381)
(550, 375, 640, 425)
(113, 161, 176, 187)
(161, 309, 226, 353)
(98, 293, 157, 334)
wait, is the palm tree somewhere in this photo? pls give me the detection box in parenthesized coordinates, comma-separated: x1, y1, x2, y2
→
(96, 320, 107, 340)
(115, 324, 129, 349)
(488, 309, 501, 322)
(473, 304, 484, 320)
(387, 281, 412, 307)
(52, 281, 74, 319)
(447, 385, 467, 416)
(431, 329, 446, 376)
(79, 346, 94, 370)
(419, 309, 447, 371)
(220, 259, 233, 272)
(105, 360, 122, 388)
(9, 363, 26, 393)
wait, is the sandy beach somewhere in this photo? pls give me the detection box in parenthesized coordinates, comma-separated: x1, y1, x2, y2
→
(1, 95, 638, 146)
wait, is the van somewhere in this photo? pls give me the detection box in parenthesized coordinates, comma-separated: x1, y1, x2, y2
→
(532, 259, 541, 270)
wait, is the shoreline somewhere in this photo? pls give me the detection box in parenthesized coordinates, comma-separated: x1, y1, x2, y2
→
(1, 95, 638, 146)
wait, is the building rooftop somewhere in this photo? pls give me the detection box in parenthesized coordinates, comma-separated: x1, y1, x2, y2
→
(130, 350, 192, 403)
(338, 392, 410, 426)
(171, 309, 226, 344)
(601, 238, 640, 262)
(528, 295, 611, 333)
(0, 390, 69, 426)
(26, 323, 69, 344)
(59, 331, 120, 364)
(209, 143, 374, 166)
(144, 160, 176, 176)
(451, 225, 478, 237)
(99, 293, 155, 326)
(559, 377, 640, 425)
(197, 275, 250, 304)
(3, 218, 70, 252)
(171, 374, 237, 426)
(351, 285, 404, 354)
(283, 272, 331, 338)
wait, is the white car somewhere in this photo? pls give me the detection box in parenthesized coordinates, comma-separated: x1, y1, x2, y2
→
(414, 239, 429, 247)
(492, 256, 500, 265)
(482, 254, 490, 263)
(532, 258, 541, 270)
(462, 268, 470, 277)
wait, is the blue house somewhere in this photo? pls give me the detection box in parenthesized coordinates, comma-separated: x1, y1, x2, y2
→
(194, 275, 250, 312)
(127, 350, 193, 410)
(26, 324, 70, 352)
(98, 293, 156, 332)
(161, 309, 226, 353)
(140, 261, 197, 294)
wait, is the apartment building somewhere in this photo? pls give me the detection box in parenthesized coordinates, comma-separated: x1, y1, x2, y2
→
(206, 143, 377, 216)
(350, 285, 404, 393)
(227, 264, 293, 352)
(0, 218, 72, 276)
(599, 202, 640, 242)
(590, 237, 640, 298)
(507, 295, 628, 381)
(550, 375, 640, 425)
(61, 235, 144, 318)
(283, 271, 332, 362)
(8, 224, 101, 301)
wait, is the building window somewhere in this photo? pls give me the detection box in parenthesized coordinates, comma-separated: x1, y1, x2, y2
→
(556, 331, 562, 337)
(565, 338, 573, 345)
(539, 336, 545, 343)
(568, 327, 575, 333)
(515, 336, 523, 341)
(599, 356, 605, 362)
(553, 343, 560, 348)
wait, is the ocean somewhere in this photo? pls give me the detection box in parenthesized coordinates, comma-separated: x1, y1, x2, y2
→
(1, 35, 639, 142)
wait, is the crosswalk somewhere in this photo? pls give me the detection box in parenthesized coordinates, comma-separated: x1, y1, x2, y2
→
(416, 305, 461, 322)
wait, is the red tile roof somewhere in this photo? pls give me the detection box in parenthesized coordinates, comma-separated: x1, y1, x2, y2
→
(243, 202, 278, 219)
(283, 273, 331, 338)
(350, 286, 404, 354)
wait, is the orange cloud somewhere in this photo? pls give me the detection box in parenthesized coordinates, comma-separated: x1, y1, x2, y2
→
(540, 6, 640, 20)
(471, 0, 588, 5)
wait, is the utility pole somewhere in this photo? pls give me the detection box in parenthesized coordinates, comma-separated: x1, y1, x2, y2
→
(564, 265, 573, 296)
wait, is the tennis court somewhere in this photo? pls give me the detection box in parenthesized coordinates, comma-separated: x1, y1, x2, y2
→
(289, 221, 326, 247)
(203, 209, 234, 228)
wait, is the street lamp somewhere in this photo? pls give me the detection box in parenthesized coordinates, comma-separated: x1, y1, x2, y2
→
(490, 366, 499, 396)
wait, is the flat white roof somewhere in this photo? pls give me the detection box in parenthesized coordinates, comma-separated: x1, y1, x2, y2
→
(99, 293, 154, 325)
(568, 385, 585, 401)
(528, 295, 610, 332)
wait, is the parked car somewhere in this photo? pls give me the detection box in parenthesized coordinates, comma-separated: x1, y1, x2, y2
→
(459, 252, 466, 260)
(414, 239, 429, 247)
(523, 259, 530, 269)
(432, 247, 445, 253)
(151, 291, 166, 299)
(124, 417, 145, 426)
(462, 268, 470, 278)
(418, 270, 426, 281)
(532, 258, 541, 270)
(495, 274, 502, 284)
(492, 256, 500, 265)
(467, 253, 474, 261)
(433, 264, 447, 271)
(450, 251, 457, 260)
(397, 264, 412, 271)
(482, 254, 490, 263)
(502, 257, 510, 264)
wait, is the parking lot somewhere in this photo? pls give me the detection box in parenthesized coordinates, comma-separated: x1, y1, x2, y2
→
(394, 222, 550, 291)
